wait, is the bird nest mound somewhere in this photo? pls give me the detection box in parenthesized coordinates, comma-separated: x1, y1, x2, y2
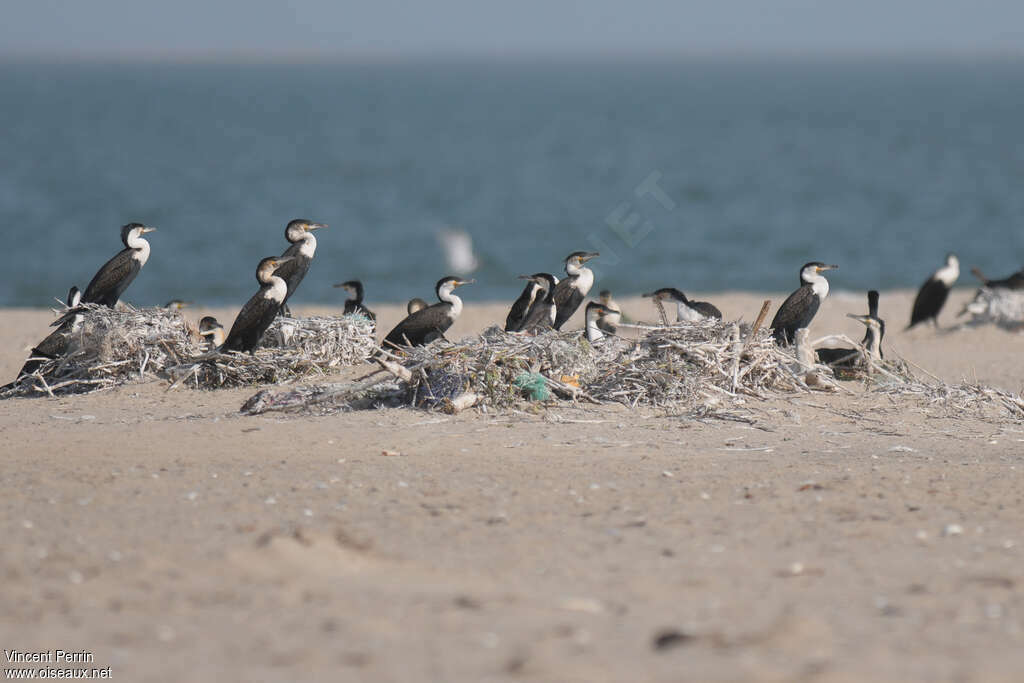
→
(2, 305, 377, 397)
(959, 287, 1024, 330)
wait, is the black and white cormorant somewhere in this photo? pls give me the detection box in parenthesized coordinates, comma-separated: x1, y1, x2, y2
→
(82, 223, 156, 307)
(584, 301, 614, 343)
(816, 290, 886, 367)
(198, 316, 225, 351)
(221, 256, 296, 354)
(907, 253, 959, 330)
(596, 290, 622, 333)
(643, 288, 722, 322)
(8, 287, 83, 385)
(383, 276, 474, 348)
(505, 277, 543, 332)
(552, 251, 599, 330)
(407, 298, 429, 315)
(333, 280, 376, 321)
(770, 262, 838, 345)
(276, 219, 326, 317)
(517, 273, 558, 333)
(970, 266, 1024, 291)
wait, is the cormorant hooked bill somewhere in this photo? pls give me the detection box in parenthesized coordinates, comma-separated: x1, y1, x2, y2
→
(516, 273, 558, 333)
(552, 252, 599, 330)
(276, 219, 326, 317)
(221, 256, 296, 354)
(596, 290, 622, 333)
(643, 288, 722, 322)
(383, 277, 474, 348)
(770, 262, 838, 345)
(82, 223, 156, 307)
(907, 253, 959, 330)
(333, 280, 376, 321)
(505, 277, 543, 332)
(8, 286, 83, 385)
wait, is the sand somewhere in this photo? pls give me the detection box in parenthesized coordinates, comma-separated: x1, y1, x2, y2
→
(1, 289, 1022, 682)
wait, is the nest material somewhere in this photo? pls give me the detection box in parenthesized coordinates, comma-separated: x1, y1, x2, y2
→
(959, 288, 1024, 330)
(2, 305, 376, 397)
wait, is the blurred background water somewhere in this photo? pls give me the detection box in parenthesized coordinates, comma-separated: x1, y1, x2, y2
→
(0, 60, 1022, 308)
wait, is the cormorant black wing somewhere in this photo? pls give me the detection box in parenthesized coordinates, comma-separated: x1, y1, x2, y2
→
(82, 248, 139, 307)
(552, 278, 584, 330)
(770, 285, 819, 345)
(691, 301, 723, 319)
(223, 291, 280, 353)
(908, 277, 949, 329)
(383, 303, 453, 348)
(505, 285, 535, 332)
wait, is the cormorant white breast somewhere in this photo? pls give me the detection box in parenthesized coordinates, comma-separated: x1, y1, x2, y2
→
(770, 262, 838, 345)
(517, 273, 558, 333)
(505, 278, 542, 332)
(643, 288, 722, 322)
(221, 256, 296, 354)
(584, 301, 613, 343)
(276, 219, 326, 317)
(596, 290, 621, 333)
(333, 280, 376, 321)
(383, 276, 474, 348)
(82, 223, 156, 307)
(552, 251, 599, 330)
(907, 253, 959, 330)
(198, 316, 225, 351)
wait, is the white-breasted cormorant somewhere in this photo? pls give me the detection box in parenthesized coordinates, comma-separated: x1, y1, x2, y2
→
(505, 278, 543, 332)
(770, 262, 838, 345)
(276, 219, 326, 317)
(552, 251, 599, 330)
(643, 288, 722, 322)
(584, 301, 614, 343)
(198, 316, 225, 351)
(383, 276, 474, 348)
(407, 298, 429, 315)
(596, 290, 622, 333)
(816, 290, 886, 367)
(82, 223, 156, 307)
(333, 280, 376, 321)
(8, 287, 83, 384)
(221, 256, 296, 354)
(907, 253, 959, 330)
(517, 273, 558, 333)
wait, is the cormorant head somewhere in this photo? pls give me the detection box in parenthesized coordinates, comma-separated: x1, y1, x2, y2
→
(407, 298, 429, 314)
(256, 255, 295, 281)
(198, 316, 223, 336)
(164, 299, 192, 310)
(435, 276, 474, 300)
(599, 289, 613, 304)
(121, 223, 156, 245)
(585, 301, 611, 317)
(564, 251, 599, 271)
(847, 312, 883, 336)
(800, 262, 838, 283)
(285, 219, 327, 243)
(333, 280, 363, 298)
(520, 273, 556, 291)
(945, 252, 959, 268)
(66, 286, 81, 308)
(643, 287, 687, 303)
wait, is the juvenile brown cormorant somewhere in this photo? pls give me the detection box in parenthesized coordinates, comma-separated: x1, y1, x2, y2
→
(407, 298, 429, 315)
(643, 288, 722, 322)
(276, 219, 326, 317)
(596, 290, 621, 333)
(770, 262, 838, 345)
(505, 278, 543, 332)
(383, 277, 474, 348)
(816, 291, 886, 367)
(7, 287, 83, 385)
(517, 273, 558, 333)
(82, 223, 156, 307)
(333, 280, 376, 321)
(198, 316, 225, 350)
(907, 253, 959, 330)
(552, 252, 599, 330)
(221, 256, 296, 354)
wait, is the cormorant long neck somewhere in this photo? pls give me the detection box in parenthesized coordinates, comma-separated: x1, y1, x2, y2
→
(257, 267, 288, 301)
(437, 282, 463, 317)
(566, 260, 594, 293)
(349, 282, 364, 305)
(801, 269, 830, 299)
(585, 307, 604, 343)
(540, 274, 557, 303)
(125, 230, 151, 266)
(295, 231, 317, 258)
(935, 255, 959, 287)
(865, 324, 882, 361)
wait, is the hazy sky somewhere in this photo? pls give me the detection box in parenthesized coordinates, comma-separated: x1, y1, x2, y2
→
(3, 0, 1023, 60)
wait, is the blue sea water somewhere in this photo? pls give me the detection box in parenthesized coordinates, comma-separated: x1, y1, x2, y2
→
(0, 60, 1022, 308)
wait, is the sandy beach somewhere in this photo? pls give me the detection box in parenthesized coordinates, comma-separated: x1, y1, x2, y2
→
(2, 288, 1023, 682)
